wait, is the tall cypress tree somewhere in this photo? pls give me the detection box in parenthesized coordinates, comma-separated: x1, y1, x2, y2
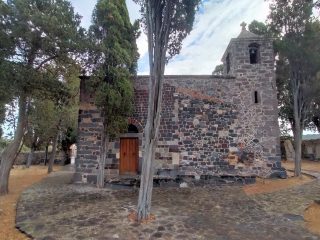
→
(89, 0, 139, 188)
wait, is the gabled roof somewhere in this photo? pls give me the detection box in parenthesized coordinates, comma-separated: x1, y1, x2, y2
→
(237, 29, 260, 39)
(221, 22, 262, 61)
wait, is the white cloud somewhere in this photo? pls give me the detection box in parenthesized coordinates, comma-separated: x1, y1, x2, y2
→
(165, 0, 270, 74)
(69, 0, 270, 75)
(137, 33, 149, 61)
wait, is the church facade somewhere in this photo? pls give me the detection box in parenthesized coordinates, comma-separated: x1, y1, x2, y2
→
(74, 26, 285, 185)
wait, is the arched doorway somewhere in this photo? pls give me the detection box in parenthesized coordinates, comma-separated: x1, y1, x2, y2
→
(119, 124, 139, 175)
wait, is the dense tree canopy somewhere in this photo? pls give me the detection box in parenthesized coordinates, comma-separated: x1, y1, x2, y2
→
(212, 64, 223, 75)
(88, 0, 139, 188)
(248, 20, 269, 36)
(248, 17, 320, 136)
(25, 66, 80, 169)
(0, 0, 86, 195)
(0, 0, 85, 101)
(267, 0, 320, 176)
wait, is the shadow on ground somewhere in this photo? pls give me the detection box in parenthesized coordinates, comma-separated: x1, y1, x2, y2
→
(16, 170, 320, 240)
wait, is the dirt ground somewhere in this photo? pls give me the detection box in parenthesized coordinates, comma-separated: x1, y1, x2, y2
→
(1, 161, 320, 239)
(282, 159, 320, 172)
(244, 159, 320, 236)
(0, 165, 59, 240)
(287, 159, 320, 236)
(245, 159, 320, 196)
(304, 202, 320, 235)
(243, 174, 313, 195)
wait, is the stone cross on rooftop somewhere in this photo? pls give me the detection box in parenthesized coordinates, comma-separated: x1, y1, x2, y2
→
(240, 22, 247, 30)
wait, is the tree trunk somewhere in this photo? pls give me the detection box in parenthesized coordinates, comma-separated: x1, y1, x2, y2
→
(0, 96, 27, 195)
(48, 131, 59, 174)
(44, 144, 49, 165)
(137, 56, 166, 219)
(97, 132, 109, 188)
(137, 134, 157, 219)
(293, 128, 302, 176)
(26, 137, 37, 168)
(293, 87, 302, 177)
(26, 146, 35, 168)
(136, 0, 172, 221)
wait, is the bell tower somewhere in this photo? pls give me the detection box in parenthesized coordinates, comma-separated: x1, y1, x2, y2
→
(221, 22, 274, 79)
(220, 22, 282, 166)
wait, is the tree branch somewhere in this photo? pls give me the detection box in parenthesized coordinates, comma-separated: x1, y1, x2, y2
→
(35, 55, 58, 70)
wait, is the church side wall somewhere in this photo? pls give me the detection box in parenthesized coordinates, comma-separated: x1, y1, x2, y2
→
(75, 72, 282, 183)
(131, 75, 281, 177)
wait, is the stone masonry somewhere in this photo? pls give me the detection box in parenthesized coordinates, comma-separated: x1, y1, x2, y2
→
(74, 26, 284, 184)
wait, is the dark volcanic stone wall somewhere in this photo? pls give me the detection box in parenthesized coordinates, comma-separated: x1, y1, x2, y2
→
(74, 79, 103, 184)
(131, 74, 282, 178)
(75, 36, 284, 183)
(75, 73, 282, 183)
(177, 96, 238, 175)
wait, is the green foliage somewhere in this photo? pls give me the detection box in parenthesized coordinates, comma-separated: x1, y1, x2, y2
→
(0, 138, 10, 153)
(275, 54, 295, 132)
(27, 99, 59, 146)
(0, 2, 15, 132)
(0, 0, 85, 150)
(248, 20, 269, 36)
(61, 127, 77, 155)
(89, 0, 138, 138)
(268, 0, 314, 36)
(165, 0, 201, 59)
(212, 64, 223, 75)
(0, 2, 14, 58)
(0, 105, 5, 138)
(134, 0, 200, 61)
(267, 0, 320, 134)
(0, 0, 86, 104)
(26, 66, 80, 150)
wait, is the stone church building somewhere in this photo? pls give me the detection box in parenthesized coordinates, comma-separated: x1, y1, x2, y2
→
(74, 25, 284, 184)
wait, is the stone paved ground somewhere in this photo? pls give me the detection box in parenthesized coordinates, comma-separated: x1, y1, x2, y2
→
(16, 170, 320, 240)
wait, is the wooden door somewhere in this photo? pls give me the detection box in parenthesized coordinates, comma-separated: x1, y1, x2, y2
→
(120, 138, 139, 175)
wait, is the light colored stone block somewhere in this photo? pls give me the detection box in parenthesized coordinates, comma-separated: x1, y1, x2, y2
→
(229, 147, 238, 153)
(193, 118, 199, 126)
(172, 153, 180, 165)
(218, 131, 228, 137)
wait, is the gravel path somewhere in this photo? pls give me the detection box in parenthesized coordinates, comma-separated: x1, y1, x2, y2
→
(16, 169, 320, 240)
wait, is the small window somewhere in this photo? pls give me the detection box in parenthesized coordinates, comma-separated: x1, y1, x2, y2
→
(226, 53, 231, 73)
(249, 43, 259, 64)
(254, 91, 259, 104)
(128, 124, 139, 133)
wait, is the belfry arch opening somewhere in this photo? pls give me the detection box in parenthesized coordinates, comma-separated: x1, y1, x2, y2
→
(249, 43, 260, 64)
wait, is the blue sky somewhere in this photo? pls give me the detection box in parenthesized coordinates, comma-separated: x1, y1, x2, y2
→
(69, 0, 270, 75)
